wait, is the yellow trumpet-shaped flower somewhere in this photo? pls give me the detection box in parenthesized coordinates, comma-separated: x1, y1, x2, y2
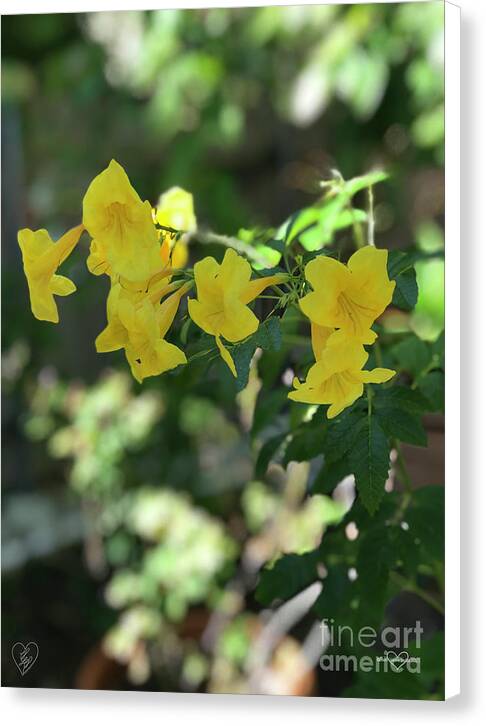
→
(187, 248, 285, 376)
(155, 186, 196, 233)
(17, 224, 84, 323)
(155, 187, 196, 270)
(83, 159, 161, 282)
(310, 322, 334, 361)
(96, 281, 190, 383)
(299, 247, 395, 344)
(86, 238, 111, 277)
(289, 330, 395, 419)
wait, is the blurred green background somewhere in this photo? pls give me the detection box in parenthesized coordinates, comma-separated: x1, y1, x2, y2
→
(2, 3, 444, 695)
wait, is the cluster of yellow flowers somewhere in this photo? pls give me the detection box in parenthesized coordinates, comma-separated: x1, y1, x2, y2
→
(17, 160, 396, 418)
(17, 160, 282, 382)
(289, 248, 396, 418)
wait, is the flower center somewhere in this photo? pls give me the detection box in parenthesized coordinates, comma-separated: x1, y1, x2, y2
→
(338, 292, 376, 335)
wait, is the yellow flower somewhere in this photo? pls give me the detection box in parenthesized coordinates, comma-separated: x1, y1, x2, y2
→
(160, 233, 188, 271)
(96, 281, 190, 383)
(83, 160, 161, 282)
(17, 224, 84, 323)
(86, 238, 111, 277)
(187, 248, 285, 376)
(155, 187, 196, 270)
(155, 186, 196, 233)
(310, 322, 334, 361)
(289, 330, 395, 419)
(299, 247, 395, 344)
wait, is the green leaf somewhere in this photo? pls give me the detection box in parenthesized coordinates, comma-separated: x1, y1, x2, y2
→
(431, 330, 445, 369)
(283, 422, 326, 465)
(299, 204, 367, 250)
(374, 388, 427, 446)
(255, 551, 322, 605)
(356, 525, 392, 623)
(284, 207, 322, 244)
(391, 335, 431, 377)
(373, 385, 429, 414)
(388, 250, 419, 311)
(417, 370, 444, 412)
(323, 406, 365, 463)
(179, 316, 192, 345)
(255, 432, 287, 478)
(312, 565, 353, 621)
(376, 408, 427, 447)
(232, 317, 282, 392)
(349, 417, 390, 515)
(342, 170, 389, 196)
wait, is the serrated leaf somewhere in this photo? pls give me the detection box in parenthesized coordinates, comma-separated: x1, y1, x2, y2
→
(373, 385, 429, 414)
(324, 406, 365, 463)
(388, 250, 419, 311)
(255, 551, 321, 605)
(349, 417, 390, 515)
(374, 388, 428, 446)
(376, 409, 427, 447)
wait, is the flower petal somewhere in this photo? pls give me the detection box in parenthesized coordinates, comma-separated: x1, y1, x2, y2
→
(50, 275, 76, 296)
(359, 367, 396, 384)
(241, 274, 287, 304)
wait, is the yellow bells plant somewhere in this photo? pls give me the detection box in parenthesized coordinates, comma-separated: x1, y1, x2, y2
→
(83, 159, 161, 282)
(188, 248, 285, 377)
(299, 246, 395, 344)
(17, 224, 84, 323)
(289, 330, 395, 419)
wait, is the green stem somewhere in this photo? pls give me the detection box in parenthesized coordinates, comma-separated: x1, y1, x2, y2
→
(347, 198, 366, 249)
